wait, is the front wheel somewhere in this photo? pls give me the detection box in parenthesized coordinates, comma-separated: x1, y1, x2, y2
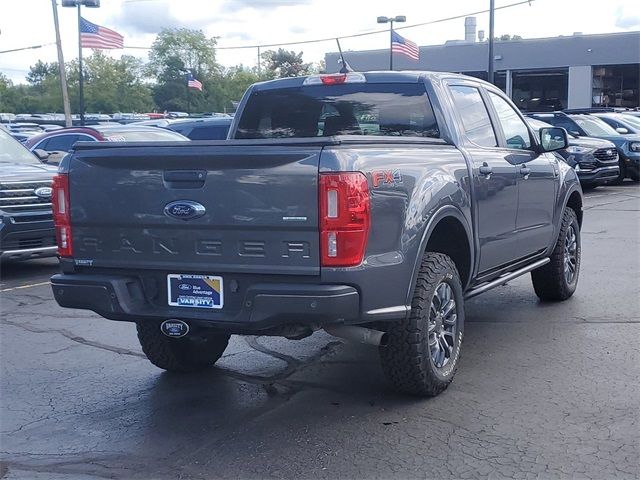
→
(531, 207, 581, 301)
(380, 252, 464, 396)
(137, 321, 230, 373)
(613, 160, 626, 184)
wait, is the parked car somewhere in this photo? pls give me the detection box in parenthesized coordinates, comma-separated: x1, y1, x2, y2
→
(51, 71, 583, 397)
(527, 112, 640, 183)
(526, 118, 619, 187)
(0, 128, 57, 261)
(593, 112, 640, 136)
(25, 125, 189, 164)
(166, 117, 232, 140)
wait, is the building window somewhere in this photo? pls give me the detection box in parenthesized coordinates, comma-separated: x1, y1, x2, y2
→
(511, 69, 568, 112)
(592, 64, 639, 108)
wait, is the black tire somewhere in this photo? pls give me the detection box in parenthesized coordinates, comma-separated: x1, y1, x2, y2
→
(531, 207, 581, 301)
(613, 159, 626, 185)
(136, 321, 230, 373)
(380, 252, 464, 397)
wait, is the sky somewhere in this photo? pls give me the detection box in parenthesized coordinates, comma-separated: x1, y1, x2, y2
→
(1, 0, 639, 84)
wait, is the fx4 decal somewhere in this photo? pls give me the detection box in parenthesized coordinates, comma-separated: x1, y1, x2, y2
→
(371, 170, 403, 188)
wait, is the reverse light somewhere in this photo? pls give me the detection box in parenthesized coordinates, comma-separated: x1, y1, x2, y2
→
(303, 72, 366, 86)
(51, 174, 73, 257)
(319, 172, 370, 267)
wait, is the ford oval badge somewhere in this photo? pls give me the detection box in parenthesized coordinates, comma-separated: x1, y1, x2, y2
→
(34, 186, 53, 199)
(164, 200, 206, 221)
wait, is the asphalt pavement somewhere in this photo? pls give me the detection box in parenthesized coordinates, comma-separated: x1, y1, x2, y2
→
(1, 183, 638, 480)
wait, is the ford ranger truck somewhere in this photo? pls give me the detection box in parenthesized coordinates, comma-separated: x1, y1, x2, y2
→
(51, 72, 583, 396)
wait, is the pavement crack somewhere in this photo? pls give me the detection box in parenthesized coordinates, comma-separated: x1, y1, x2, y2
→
(0, 318, 146, 359)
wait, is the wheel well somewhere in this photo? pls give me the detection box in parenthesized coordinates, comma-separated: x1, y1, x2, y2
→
(566, 191, 583, 227)
(425, 217, 471, 287)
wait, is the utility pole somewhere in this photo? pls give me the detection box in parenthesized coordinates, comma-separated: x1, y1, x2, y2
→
(488, 0, 495, 84)
(51, 0, 72, 127)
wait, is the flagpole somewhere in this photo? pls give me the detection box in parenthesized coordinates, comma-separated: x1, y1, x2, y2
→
(389, 20, 393, 71)
(77, 3, 85, 126)
(187, 72, 191, 115)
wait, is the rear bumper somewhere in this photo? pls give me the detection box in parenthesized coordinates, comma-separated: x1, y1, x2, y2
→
(51, 273, 360, 333)
(577, 165, 620, 185)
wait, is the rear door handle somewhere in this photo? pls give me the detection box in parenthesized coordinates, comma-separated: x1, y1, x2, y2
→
(520, 166, 531, 179)
(163, 170, 207, 188)
(479, 163, 493, 177)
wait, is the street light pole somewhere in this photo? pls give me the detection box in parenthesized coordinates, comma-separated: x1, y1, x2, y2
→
(61, 0, 100, 126)
(377, 16, 406, 71)
(77, 3, 85, 125)
(488, 0, 495, 84)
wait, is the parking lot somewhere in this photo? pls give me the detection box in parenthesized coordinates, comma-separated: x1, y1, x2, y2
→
(0, 184, 638, 479)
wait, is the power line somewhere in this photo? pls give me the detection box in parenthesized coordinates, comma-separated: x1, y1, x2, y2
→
(123, 0, 535, 51)
(0, 43, 56, 54)
(1, 0, 534, 55)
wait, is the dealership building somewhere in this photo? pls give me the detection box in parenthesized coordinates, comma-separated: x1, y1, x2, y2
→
(325, 24, 640, 111)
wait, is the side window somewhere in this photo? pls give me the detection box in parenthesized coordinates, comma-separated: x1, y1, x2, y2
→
(45, 135, 80, 151)
(487, 92, 532, 150)
(549, 116, 582, 136)
(35, 138, 50, 150)
(188, 125, 230, 140)
(449, 85, 497, 147)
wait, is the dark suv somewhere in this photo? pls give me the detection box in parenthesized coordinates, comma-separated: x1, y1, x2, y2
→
(0, 128, 57, 261)
(525, 117, 619, 187)
(526, 112, 640, 183)
(166, 117, 232, 140)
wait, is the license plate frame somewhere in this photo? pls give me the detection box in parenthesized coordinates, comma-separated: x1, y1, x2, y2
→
(167, 274, 224, 309)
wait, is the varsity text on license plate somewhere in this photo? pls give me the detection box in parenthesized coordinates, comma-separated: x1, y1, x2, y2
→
(167, 274, 224, 309)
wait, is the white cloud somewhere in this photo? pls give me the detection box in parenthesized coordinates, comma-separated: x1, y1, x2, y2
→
(1, 0, 638, 84)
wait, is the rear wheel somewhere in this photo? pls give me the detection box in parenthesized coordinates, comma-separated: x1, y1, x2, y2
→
(137, 321, 230, 373)
(380, 252, 464, 396)
(531, 207, 581, 301)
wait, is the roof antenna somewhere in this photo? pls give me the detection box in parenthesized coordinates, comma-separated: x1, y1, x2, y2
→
(335, 38, 353, 73)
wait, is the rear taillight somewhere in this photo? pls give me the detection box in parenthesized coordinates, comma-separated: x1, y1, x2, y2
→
(52, 174, 73, 257)
(319, 172, 370, 267)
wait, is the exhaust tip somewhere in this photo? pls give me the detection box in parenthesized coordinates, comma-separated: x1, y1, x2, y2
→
(160, 319, 190, 338)
(379, 333, 389, 348)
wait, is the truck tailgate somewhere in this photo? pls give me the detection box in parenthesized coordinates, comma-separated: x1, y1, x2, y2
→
(69, 143, 321, 275)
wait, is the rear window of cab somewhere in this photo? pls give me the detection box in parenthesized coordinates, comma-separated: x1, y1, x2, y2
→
(235, 81, 440, 139)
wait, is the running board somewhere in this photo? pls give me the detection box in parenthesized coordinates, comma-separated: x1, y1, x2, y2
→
(464, 258, 550, 300)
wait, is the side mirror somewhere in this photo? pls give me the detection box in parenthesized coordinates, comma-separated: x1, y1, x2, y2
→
(33, 149, 51, 162)
(539, 127, 568, 152)
(616, 127, 629, 134)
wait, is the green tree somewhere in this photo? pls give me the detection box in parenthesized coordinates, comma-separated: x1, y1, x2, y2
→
(26, 60, 58, 89)
(148, 28, 220, 111)
(261, 49, 311, 78)
(82, 51, 153, 113)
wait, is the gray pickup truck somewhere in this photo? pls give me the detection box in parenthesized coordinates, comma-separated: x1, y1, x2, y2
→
(51, 72, 583, 396)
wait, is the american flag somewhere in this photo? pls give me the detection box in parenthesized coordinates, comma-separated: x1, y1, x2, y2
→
(391, 30, 419, 61)
(80, 17, 124, 49)
(187, 73, 203, 91)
